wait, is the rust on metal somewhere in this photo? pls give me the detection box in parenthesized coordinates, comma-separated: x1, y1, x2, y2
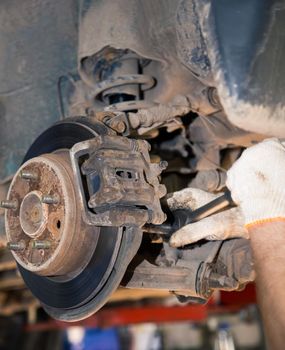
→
(5, 152, 97, 277)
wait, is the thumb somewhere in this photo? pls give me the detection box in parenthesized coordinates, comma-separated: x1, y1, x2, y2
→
(170, 207, 248, 247)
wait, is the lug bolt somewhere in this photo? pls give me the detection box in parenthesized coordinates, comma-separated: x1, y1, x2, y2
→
(0, 199, 18, 210)
(32, 240, 51, 249)
(19, 170, 39, 181)
(41, 194, 59, 205)
(7, 241, 25, 251)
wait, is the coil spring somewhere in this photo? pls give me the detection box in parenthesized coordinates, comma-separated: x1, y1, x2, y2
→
(91, 55, 156, 112)
(92, 74, 156, 112)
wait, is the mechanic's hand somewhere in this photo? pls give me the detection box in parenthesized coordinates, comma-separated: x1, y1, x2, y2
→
(168, 188, 248, 247)
(226, 138, 285, 228)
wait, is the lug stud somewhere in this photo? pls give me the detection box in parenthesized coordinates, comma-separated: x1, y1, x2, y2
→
(32, 240, 51, 249)
(7, 241, 25, 251)
(0, 199, 18, 210)
(19, 170, 39, 181)
(41, 194, 59, 205)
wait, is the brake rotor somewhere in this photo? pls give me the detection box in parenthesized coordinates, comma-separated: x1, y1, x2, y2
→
(5, 118, 142, 321)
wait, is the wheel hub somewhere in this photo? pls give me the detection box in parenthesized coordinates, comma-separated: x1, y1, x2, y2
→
(20, 190, 49, 238)
(6, 152, 96, 277)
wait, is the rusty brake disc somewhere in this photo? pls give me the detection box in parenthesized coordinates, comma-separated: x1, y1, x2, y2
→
(6, 118, 142, 321)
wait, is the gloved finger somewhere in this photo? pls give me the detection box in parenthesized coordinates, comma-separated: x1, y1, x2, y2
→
(170, 207, 248, 247)
(166, 188, 221, 211)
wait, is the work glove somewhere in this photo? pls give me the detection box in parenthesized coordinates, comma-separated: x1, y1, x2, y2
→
(226, 138, 285, 228)
(169, 138, 285, 247)
(168, 188, 248, 247)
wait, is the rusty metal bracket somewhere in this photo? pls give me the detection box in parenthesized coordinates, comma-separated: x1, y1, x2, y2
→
(70, 135, 167, 227)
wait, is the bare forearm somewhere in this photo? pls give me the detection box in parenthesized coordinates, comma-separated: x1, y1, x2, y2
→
(249, 221, 285, 349)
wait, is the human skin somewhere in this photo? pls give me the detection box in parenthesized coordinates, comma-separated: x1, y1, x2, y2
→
(249, 220, 285, 350)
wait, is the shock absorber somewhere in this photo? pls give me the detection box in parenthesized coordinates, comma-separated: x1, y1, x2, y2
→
(78, 48, 191, 134)
(90, 50, 156, 112)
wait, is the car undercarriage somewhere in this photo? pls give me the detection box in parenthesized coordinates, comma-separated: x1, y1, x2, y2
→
(0, 0, 284, 322)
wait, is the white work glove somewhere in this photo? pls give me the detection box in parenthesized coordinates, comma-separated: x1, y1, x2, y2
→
(169, 138, 285, 247)
(226, 138, 285, 228)
(168, 188, 248, 247)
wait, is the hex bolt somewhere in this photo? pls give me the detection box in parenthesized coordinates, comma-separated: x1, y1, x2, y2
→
(19, 170, 39, 181)
(7, 241, 25, 251)
(0, 199, 18, 210)
(41, 194, 59, 205)
(207, 87, 220, 107)
(109, 119, 126, 133)
(159, 160, 168, 170)
(32, 240, 51, 249)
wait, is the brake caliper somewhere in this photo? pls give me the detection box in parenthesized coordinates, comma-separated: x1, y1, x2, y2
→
(70, 134, 167, 227)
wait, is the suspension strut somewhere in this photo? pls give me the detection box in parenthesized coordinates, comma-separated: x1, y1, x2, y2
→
(79, 48, 191, 135)
(91, 50, 156, 112)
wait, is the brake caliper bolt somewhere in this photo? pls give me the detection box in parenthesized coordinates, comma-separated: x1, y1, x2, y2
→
(0, 199, 18, 210)
(32, 240, 51, 249)
(7, 241, 25, 251)
(19, 170, 39, 181)
(41, 194, 59, 205)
